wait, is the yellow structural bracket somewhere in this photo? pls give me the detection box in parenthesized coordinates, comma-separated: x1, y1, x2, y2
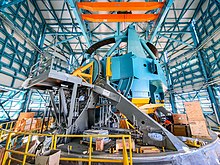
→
(72, 61, 94, 84)
(132, 98, 150, 107)
(139, 103, 164, 114)
(106, 57, 112, 81)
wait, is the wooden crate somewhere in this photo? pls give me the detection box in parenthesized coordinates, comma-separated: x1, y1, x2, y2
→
(184, 102, 205, 122)
(171, 125, 191, 137)
(140, 146, 160, 154)
(189, 121, 211, 139)
(172, 114, 188, 125)
(116, 139, 135, 152)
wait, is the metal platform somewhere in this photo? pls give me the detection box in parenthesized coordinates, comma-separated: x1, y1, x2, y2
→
(28, 69, 93, 90)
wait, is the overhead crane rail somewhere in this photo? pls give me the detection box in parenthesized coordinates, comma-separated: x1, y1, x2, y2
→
(77, 2, 164, 11)
(81, 14, 159, 23)
(77, 1, 164, 22)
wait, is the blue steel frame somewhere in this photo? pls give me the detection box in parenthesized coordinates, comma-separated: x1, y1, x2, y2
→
(153, 0, 220, 125)
(0, 0, 44, 121)
(0, 0, 219, 125)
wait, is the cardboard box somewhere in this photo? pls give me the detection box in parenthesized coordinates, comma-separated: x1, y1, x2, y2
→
(96, 139, 104, 151)
(189, 121, 211, 139)
(35, 150, 61, 165)
(17, 112, 35, 121)
(184, 102, 205, 122)
(184, 101, 211, 139)
(14, 112, 35, 132)
(24, 124, 32, 131)
(116, 139, 135, 152)
(173, 114, 188, 124)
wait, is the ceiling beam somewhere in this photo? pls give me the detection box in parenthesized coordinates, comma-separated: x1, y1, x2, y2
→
(0, 0, 24, 10)
(77, 2, 163, 11)
(82, 14, 158, 22)
(67, 0, 91, 47)
(150, 0, 174, 42)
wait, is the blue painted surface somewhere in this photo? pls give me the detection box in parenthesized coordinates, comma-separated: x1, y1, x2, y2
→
(101, 26, 167, 103)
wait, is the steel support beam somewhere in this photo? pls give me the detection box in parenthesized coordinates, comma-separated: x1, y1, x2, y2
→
(82, 14, 158, 22)
(93, 80, 189, 151)
(77, 2, 163, 11)
(150, 0, 174, 42)
(0, 13, 45, 56)
(43, 35, 82, 50)
(67, 0, 91, 46)
(0, 0, 24, 10)
(45, 32, 82, 36)
(163, 52, 177, 113)
(191, 21, 220, 124)
(157, 34, 193, 47)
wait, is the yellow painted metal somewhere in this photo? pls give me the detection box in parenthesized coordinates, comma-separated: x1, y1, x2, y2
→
(139, 104, 164, 114)
(9, 157, 23, 163)
(129, 136, 133, 165)
(131, 98, 150, 107)
(55, 134, 132, 163)
(2, 132, 12, 165)
(122, 136, 129, 165)
(120, 115, 129, 129)
(22, 134, 31, 165)
(8, 158, 11, 165)
(2, 132, 132, 164)
(54, 135, 57, 149)
(51, 135, 54, 150)
(0, 121, 16, 142)
(55, 134, 131, 138)
(106, 57, 112, 81)
(89, 136, 92, 165)
(72, 61, 94, 84)
(185, 139, 203, 148)
(119, 114, 142, 135)
(7, 149, 35, 157)
(2, 132, 54, 165)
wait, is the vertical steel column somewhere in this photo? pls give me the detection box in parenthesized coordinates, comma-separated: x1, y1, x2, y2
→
(163, 52, 177, 113)
(190, 21, 220, 124)
(67, 83, 78, 134)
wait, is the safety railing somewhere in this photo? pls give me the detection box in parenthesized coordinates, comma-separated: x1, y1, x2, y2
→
(2, 132, 133, 165)
(29, 57, 69, 78)
(2, 132, 54, 165)
(0, 121, 16, 142)
(54, 134, 132, 165)
(0, 118, 50, 143)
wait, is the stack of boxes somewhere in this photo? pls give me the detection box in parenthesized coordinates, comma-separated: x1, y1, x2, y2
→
(14, 112, 35, 132)
(172, 114, 190, 137)
(171, 101, 211, 139)
(14, 112, 43, 132)
(184, 101, 211, 139)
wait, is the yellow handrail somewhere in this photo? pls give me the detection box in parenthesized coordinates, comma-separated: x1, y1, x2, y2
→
(0, 121, 16, 142)
(2, 131, 133, 165)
